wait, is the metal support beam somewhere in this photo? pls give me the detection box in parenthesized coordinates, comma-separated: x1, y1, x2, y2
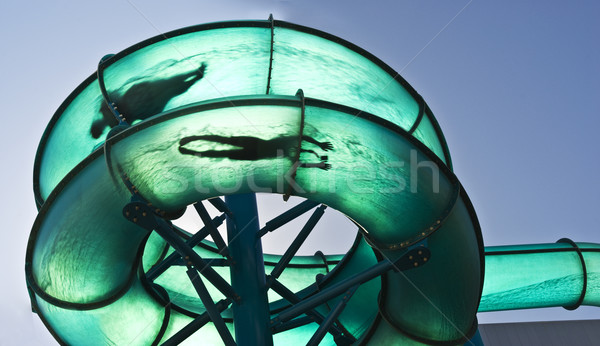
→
(257, 199, 319, 237)
(162, 299, 231, 346)
(207, 197, 234, 218)
(306, 284, 359, 346)
(123, 202, 238, 301)
(194, 202, 229, 257)
(186, 266, 236, 346)
(269, 277, 347, 339)
(225, 194, 273, 346)
(269, 204, 327, 281)
(271, 316, 313, 334)
(146, 214, 225, 281)
(272, 246, 430, 325)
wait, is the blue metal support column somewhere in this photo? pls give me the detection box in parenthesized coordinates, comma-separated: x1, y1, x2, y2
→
(225, 193, 273, 346)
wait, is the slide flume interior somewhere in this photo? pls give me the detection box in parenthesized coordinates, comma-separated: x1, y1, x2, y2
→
(26, 18, 597, 346)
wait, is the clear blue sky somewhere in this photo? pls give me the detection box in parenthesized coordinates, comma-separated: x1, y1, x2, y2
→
(1, 0, 598, 343)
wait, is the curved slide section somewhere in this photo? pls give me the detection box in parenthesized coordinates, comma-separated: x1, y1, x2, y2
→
(27, 96, 483, 344)
(34, 18, 451, 207)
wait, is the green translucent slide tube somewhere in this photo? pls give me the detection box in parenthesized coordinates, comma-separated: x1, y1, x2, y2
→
(33, 19, 451, 207)
(481, 242, 600, 312)
(27, 97, 483, 344)
(26, 17, 596, 346)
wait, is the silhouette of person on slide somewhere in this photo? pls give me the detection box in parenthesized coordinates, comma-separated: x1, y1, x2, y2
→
(91, 63, 208, 138)
(178, 134, 334, 170)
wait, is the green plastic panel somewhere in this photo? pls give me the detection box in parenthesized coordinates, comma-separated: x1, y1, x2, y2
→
(34, 279, 165, 345)
(269, 27, 420, 132)
(411, 111, 446, 164)
(35, 20, 451, 206)
(480, 243, 600, 311)
(157, 310, 235, 345)
(103, 27, 271, 107)
(38, 79, 108, 200)
(110, 102, 300, 209)
(380, 196, 481, 343)
(319, 236, 380, 338)
(30, 157, 145, 304)
(299, 104, 456, 247)
(37, 27, 271, 203)
(582, 246, 600, 306)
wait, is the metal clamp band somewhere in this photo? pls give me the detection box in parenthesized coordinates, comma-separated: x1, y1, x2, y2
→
(557, 238, 587, 310)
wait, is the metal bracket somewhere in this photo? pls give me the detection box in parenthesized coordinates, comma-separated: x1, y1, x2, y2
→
(283, 89, 306, 201)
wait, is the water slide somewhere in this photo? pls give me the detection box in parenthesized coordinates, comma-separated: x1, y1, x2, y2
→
(26, 18, 598, 345)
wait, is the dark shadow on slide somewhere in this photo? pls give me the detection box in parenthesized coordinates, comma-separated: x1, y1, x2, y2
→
(178, 134, 334, 170)
(91, 63, 207, 138)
